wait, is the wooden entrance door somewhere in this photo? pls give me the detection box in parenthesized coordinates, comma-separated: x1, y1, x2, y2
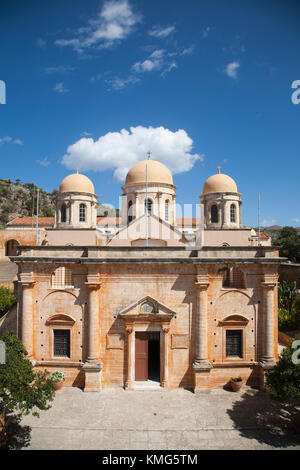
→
(135, 332, 148, 381)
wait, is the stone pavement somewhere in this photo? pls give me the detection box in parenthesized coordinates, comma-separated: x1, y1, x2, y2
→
(19, 386, 300, 450)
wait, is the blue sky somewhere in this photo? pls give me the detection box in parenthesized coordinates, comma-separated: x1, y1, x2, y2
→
(1, 0, 300, 227)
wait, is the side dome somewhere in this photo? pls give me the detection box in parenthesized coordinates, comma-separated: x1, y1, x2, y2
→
(125, 159, 173, 186)
(202, 173, 238, 195)
(59, 173, 95, 194)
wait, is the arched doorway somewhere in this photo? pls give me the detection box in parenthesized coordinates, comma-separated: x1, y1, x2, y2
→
(5, 239, 19, 256)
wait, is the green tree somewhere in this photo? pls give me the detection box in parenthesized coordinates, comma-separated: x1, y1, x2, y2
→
(0, 332, 55, 448)
(266, 335, 300, 402)
(275, 226, 300, 263)
(0, 287, 17, 319)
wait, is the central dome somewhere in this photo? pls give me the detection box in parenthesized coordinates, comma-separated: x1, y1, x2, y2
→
(202, 173, 238, 195)
(125, 159, 173, 186)
(59, 173, 95, 194)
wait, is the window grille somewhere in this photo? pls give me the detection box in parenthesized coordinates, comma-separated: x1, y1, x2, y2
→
(79, 204, 86, 222)
(223, 267, 246, 289)
(165, 200, 169, 221)
(54, 329, 70, 357)
(226, 330, 242, 357)
(230, 204, 236, 223)
(52, 267, 73, 289)
(145, 199, 152, 214)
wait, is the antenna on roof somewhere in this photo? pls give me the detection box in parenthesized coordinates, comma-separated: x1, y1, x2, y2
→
(146, 154, 149, 247)
(36, 189, 39, 246)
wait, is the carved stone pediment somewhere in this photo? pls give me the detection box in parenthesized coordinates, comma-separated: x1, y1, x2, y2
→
(118, 295, 175, 323)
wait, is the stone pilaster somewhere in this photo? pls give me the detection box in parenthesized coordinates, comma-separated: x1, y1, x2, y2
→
(260, 281, 276, 367)
(83, 273, 102, 391)
(20, 280, 35, 358)
(161, 325, 169, 388)
(193, 278, 212, 392)
(125, 325, 134, 390)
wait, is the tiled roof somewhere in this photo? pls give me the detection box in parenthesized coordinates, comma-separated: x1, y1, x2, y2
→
(255, 231, 269, 239)
(176, 218, 201, 226)
(97, 217, 122, 226)
(7, 217, 55, 227)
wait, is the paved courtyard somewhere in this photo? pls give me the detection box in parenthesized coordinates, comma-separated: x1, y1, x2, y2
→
(14, 386, 300, 450)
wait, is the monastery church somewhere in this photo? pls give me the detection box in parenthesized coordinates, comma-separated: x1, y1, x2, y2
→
(1, 158, 281, 392)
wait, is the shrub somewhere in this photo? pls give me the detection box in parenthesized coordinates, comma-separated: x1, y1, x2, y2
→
(0, 287, 17, 319)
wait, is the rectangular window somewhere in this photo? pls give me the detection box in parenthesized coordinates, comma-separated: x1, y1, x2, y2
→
(226, 330, 242, 358)
(54, 330, 70, 357)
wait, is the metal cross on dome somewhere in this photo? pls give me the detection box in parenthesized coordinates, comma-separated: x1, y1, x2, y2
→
(147, 151, 151, 160)
(217, 165, 221, 174)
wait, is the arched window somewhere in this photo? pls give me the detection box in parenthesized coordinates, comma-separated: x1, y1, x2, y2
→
(52, 267, 73, 289)
(211, 205, 218, 223)
(223, 266, 246, 289)
(61, 203, 67, 223)
(79, 204, 86, 222)
(230, 204, 236, 223)
(128, 200, 133, 223)
(145, 198, 152, 214)
(5, 239, 19, 256)
(165, 200, 169, 221)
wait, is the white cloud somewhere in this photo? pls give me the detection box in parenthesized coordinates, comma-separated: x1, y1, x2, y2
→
(148, 25, 175, 38)
(44, 66, 76, 74)
(0, 136, 23, 145)
(61, 126, 203, 181)
(107, 75, 140, 90)
(37, 156, 51, 167)
(261, 219, 277, 227)
(132, 49, 176, 77)
(36, 38, 46, 48)
(201, 26, 211, 38)
(53, 82, 69, 93)
(55, 0, 141, 53)
(292, 218, 300, 223)
(180, 45, 195, 56)
(225, 61, 240, 79)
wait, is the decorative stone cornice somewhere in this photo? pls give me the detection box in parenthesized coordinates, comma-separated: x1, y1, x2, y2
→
(194, 282, 210, 291)
(192, 360, 213, 371)
(82, 361, 103, 372)
(261, 281, 277, 290)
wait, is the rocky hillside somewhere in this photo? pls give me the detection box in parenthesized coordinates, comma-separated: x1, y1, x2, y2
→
(0, 178, 119, 228)
(0, 179, 56, 227)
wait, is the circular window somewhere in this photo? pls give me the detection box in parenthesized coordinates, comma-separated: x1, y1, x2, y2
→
(140, 301, 155, 313)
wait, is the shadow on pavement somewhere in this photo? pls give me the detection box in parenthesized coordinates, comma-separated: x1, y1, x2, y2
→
(227, 390, 300, 448)
(0, 411, 31, 450)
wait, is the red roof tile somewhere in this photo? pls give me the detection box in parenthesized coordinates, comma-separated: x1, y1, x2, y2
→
(7, 217, 54, 227)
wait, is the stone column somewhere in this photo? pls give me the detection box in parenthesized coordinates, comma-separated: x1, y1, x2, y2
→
(82, 275, 102, 391)
(161, 325, 169, 388)
(20, 281, 35, 358)
(260, 282, 276, 366)
(193, 279, 212, 391)
(125, 325, 134, 390)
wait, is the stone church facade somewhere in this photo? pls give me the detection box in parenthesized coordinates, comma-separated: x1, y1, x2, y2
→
(9, 160, 281, 392)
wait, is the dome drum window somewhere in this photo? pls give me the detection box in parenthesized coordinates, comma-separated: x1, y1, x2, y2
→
(165, 200, 169, 221)
(61, 203, 67, 223)
(145, 199, 153, 214)
(79, 204, 86, 222)
(128, 200, 133, 223)
(230, 204, 236, 223)
(211, 204, 219, 223)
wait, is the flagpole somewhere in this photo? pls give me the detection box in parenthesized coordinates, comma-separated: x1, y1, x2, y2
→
(258, 192, 261, 247)
(36, 189, 39, 245)
(146, 156, 148, 247)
